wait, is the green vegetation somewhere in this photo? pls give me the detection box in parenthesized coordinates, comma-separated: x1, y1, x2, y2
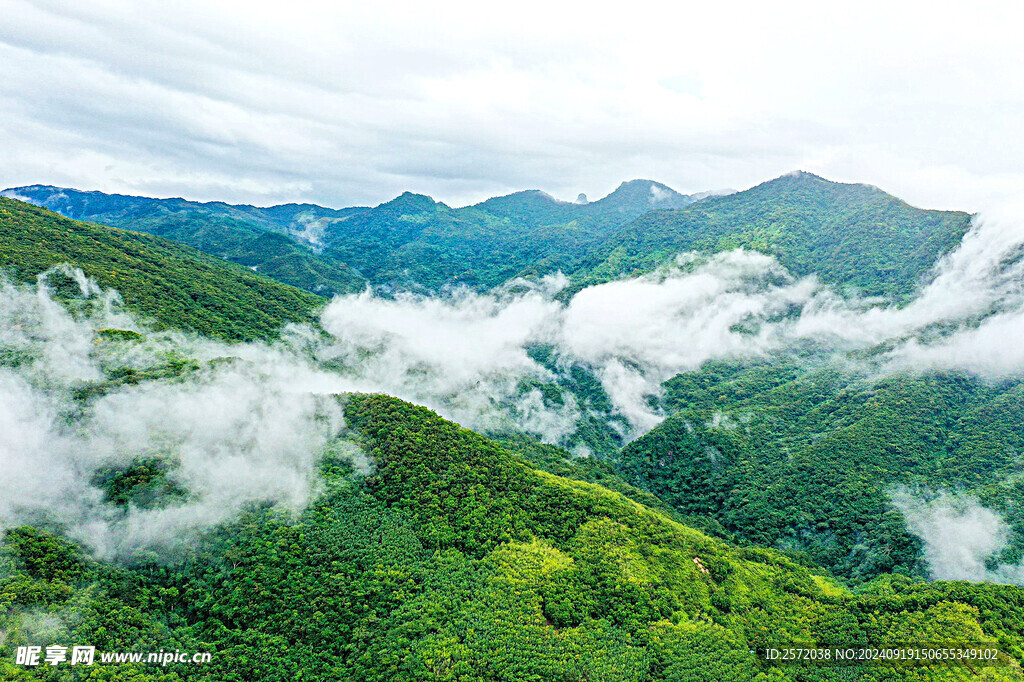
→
(91, 458, 189, 509)
(0, 198, 324, 340)
(2, 172, 1020, 679)
(494, 434, 684, 521)
(3, 187, 367, 296)
(5, 173, 971, 300)
(2, 395, 1023, 680)
(6, 180, 695, 295)
(123, 215, 366, 297)
(579, 172, 971, 300)
(315, 182, 694, 292)
(615, 360, 1024, 582)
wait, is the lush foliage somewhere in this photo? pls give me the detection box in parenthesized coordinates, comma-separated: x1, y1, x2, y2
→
(616, 360, 1024, 582)
(3, 187, 367, 296)
(3, 396, 1023, 680)
(575, 172, 971, 300)
(1, 173, 1018, 680)
(8, 173, 968, 299)
(5, 180, 695, 295)
(0, 198, 324, 340)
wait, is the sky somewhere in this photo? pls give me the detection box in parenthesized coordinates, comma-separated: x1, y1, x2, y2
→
(1, 0, 1022, 210)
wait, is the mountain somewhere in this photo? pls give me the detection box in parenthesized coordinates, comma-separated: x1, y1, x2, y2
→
(614, 359, 1024, 582)
(474, 179, 694, 230)
(7, 173, 972, 301)
(3, 177, 1024, 678)
(0, 197, 324, 340)
(589, 178, 695, 215)
(3, 394, 1022, 679)
(577, 172, 972, 299)
(1, 185, 368, 296)
(317, 172, 964, 296)
(3, 180, 703, 294)
(314, 180, 700, 291)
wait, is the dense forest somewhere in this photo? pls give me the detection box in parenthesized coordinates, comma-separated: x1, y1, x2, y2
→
(5, 172, 970, 299)
(2, 173, 1023, 679)
(615, 361, 1024, 582)
(1, 188, 368, 297)
(0, 198, 324, 340)
(2, 393, 1023, 680)
(575, 172, 972, 300)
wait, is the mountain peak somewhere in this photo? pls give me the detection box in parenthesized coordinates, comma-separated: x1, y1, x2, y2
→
(478, 189, 563, 204)
(377, 191, 441, 213)
(781, 169, 821, 179)
(756, 171, 893, 199)
(594, 179, 692, 210)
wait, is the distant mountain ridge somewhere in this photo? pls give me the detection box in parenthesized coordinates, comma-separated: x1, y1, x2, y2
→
(3, 179, 704, 294)
(1, 177, 691, 247)
(4, 172, 971, 299)
(0, 184, 369, 240)
(575, 171, 972, 299)
(1, 185, 370, 296)
(476, 179, 696, 228)
(0, 197, 324, 340)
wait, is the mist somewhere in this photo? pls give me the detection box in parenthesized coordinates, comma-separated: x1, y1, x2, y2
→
(317, 252, 825, 437)
(794, 206, 1024, 361)
(4, 205, 1024, 560)
(313, 207, 1024, 439)
(0, 269, 351, 559)
(891, 488, 1024, 586)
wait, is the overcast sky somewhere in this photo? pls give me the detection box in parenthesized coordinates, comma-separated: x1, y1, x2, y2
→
(1, 0, 1022, 210)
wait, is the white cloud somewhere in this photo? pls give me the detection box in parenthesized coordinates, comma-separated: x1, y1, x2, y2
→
(313, 205, 1024, 436)
(891, 488, 1024, 585)
(0, 0, 1021, 208)
(0, 270, 352, 558)
(649, 185, 670, 203)
(315, 251, 818, 437)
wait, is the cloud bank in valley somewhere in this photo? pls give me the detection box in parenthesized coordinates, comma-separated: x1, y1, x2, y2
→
(3, 204, 1024, 564)
(316, 252, 822, 437)
(891, 488, 1024, 586)
(0, 269, 352, 559)
(316, 206, 1024, 438)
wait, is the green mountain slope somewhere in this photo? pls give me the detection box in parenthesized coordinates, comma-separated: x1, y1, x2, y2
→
(3, 394, 1023, 680)
(578, 172, 972, 299)
(5, 173, 971, 300)
(2, 186, 368, 296)
(0, 197, 324, 340)
(2, 174, 1023, 681)
(6, 180, 700, 294)
(614, 360, 1024, 582)
(317, 180, 697, 291)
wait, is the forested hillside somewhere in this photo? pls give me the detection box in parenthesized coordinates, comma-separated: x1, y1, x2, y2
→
(1, 186, 368, 296)
(8, 173, 971, 300)
(578, 172, 972, 299)
(4, 180, 694, 294)
(3, 394, 1022, 680)
(3, 172, 1022, 679)
(614, 361, 1024, 582)
(0, 198, 323, 340)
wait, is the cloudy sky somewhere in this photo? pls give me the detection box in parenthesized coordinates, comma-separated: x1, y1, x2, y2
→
(1, 0, 1022, 209)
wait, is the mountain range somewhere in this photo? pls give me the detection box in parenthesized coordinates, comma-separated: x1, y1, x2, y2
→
(2, 172, 1023, 680)
(3, 172, 970, 300)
